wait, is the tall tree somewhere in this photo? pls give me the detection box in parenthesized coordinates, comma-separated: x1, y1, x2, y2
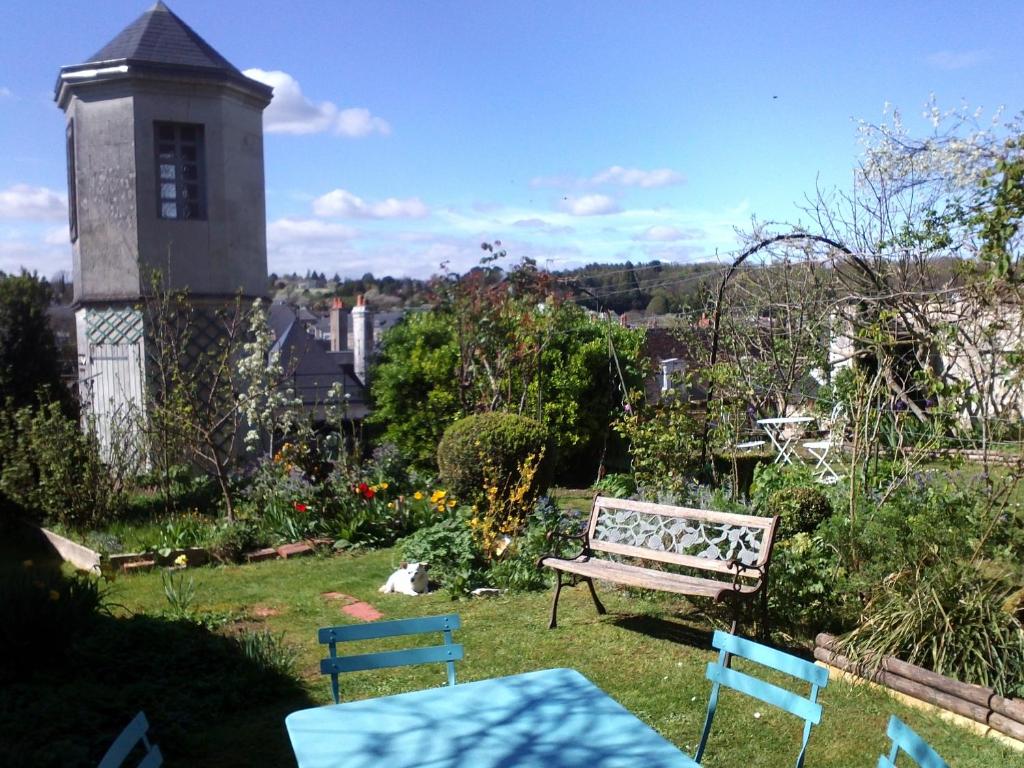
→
(0, 271, 68, 410)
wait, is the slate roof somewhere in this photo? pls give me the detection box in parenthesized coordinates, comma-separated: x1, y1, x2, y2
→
(269, 304, 368, 411)
(59, 2, 272, 100)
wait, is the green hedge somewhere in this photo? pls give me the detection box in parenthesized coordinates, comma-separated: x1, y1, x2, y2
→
(437, 412, 554, 506)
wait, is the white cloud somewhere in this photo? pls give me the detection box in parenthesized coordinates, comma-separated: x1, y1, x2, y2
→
(632, 225, 701, 242)
(267, 217, 359, 242)
(44, 226, 70, 245)
(0, 239, 69, 275)
(243, 69, 391, 137)
(558, 194, 620, 216)
(313, 189, 429, 219)
(334, 108, 391, 138)
(591, 166, 685, 188)
(925, 50, 991, 70)
(0, 184, 66, 220)
(531, 166, 684, 190)
(512, 218, 575, 235)
(0, 87, 11, 98)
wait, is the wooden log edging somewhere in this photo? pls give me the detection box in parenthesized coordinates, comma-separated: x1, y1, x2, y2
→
(815, 633, 1024, 744)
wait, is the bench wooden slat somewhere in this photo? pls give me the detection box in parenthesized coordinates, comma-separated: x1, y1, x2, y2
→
(587, 538, 762, 577)
(592, 496, 777, 530)
(540, 556, 757, 600)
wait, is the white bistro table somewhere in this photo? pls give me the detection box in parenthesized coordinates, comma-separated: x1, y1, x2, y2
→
(756, 416, 814, 465)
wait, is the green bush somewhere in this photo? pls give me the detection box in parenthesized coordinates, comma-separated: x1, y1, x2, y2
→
(614, 393, 703, 497)
(437, 412, 554, 506)
(207, 520, 259, 563)
(487, 496, 584, 592)
(751, 464, 832, 536)
(400, 508, 487, 597)
(0, 401, 120, 528)
(766, 532, 849, 637)
(839, 563, 1024, 697)
(591, 472, 636, 498)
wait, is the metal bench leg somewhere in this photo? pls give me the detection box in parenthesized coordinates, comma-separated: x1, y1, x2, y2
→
(547, 572, 564, 629)
(584, 577, 607, 616)
(759, 581, 770, 641)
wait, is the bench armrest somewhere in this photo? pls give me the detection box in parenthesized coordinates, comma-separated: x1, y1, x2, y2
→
(536, 529, 591, 569)
(726, 559, 766, 592)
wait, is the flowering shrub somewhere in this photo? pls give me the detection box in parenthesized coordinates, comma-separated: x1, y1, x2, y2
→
(470, 450, 544, 560)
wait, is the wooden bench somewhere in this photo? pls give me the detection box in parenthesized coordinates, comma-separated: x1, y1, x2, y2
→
(539, 496, 780, 633)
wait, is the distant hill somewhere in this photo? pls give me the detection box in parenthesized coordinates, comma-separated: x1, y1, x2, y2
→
(268, 260, 726, 316)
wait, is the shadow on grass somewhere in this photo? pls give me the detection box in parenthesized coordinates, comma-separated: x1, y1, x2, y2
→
(0, 525, 315, 768)
(610, 613, 716, 650)
(610, 611, 815, 662)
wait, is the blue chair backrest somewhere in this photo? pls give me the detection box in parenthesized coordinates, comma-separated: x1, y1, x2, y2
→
(694, 630, 829, 768)
(878, 716, 949, 768)
(98, 711, 163, 768)
(318, 613, 463, 704)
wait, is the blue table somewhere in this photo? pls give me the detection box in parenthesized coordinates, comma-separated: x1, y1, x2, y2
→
(286, 667, 692, 768)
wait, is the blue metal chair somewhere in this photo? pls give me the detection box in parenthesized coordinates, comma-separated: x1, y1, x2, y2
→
(318, 613, 463, 704)
(686, 630, 829, 768)
(878, 716, 949, 768)
(98, 711, 162, 768)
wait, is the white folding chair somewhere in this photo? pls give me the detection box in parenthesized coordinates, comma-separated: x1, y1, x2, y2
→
(802, 404, 844, 484)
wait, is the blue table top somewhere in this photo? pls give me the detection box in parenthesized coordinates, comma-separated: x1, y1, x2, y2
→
(286, 667, 693, 768)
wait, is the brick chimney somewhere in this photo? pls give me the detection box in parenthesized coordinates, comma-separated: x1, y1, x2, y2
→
(352, 294, 374, 386)
(329, 297, 348, 352)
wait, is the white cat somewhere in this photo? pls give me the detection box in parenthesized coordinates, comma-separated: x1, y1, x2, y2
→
(379, 562, 430, 596)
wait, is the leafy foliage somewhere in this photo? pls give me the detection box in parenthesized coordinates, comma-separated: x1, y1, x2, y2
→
(0, 400, 120, 528)
(0, 272, 69, 412)
(751, 463, 832, 536)
(400, 508, 487, 597)
(369, 310, 462, 467)
(615, 391, 703, 496)
(371, 252, 647, 481)
(840, 563, 1024, 697)
(437, 412, 553, 507)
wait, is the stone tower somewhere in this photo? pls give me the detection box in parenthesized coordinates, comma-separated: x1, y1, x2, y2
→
(55, 2, 272, 454)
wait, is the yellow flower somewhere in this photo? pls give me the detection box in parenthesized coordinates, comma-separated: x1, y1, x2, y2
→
(48, 590, 60, 602)
(174, 554, 188, 568)
(414, 491, 424, 500)
(430, 489, 446, 503)
(447, 499, 456, 509)
(379, 482, 389, 490)
(387, 502, 395, 510)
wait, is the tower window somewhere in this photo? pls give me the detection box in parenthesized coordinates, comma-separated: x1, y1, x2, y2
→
(66, 121, 78, 241)
(154, 122, 206, 220)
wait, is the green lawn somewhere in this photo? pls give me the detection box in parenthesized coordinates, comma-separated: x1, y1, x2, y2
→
(3, 537, 1020, 766)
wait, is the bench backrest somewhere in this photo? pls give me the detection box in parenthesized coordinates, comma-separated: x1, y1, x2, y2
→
(318, 613, 463, 704)
(588, 496, 778, 579)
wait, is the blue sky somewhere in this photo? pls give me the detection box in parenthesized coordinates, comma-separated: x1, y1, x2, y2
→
(1, 0, 1022, 279)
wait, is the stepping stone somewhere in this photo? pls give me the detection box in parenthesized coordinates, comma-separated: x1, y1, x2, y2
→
(245, 547, 279, 563)
(276, 542, 314, 559)
(342, 601, 383, 621)
(321, 592, 358, 605)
